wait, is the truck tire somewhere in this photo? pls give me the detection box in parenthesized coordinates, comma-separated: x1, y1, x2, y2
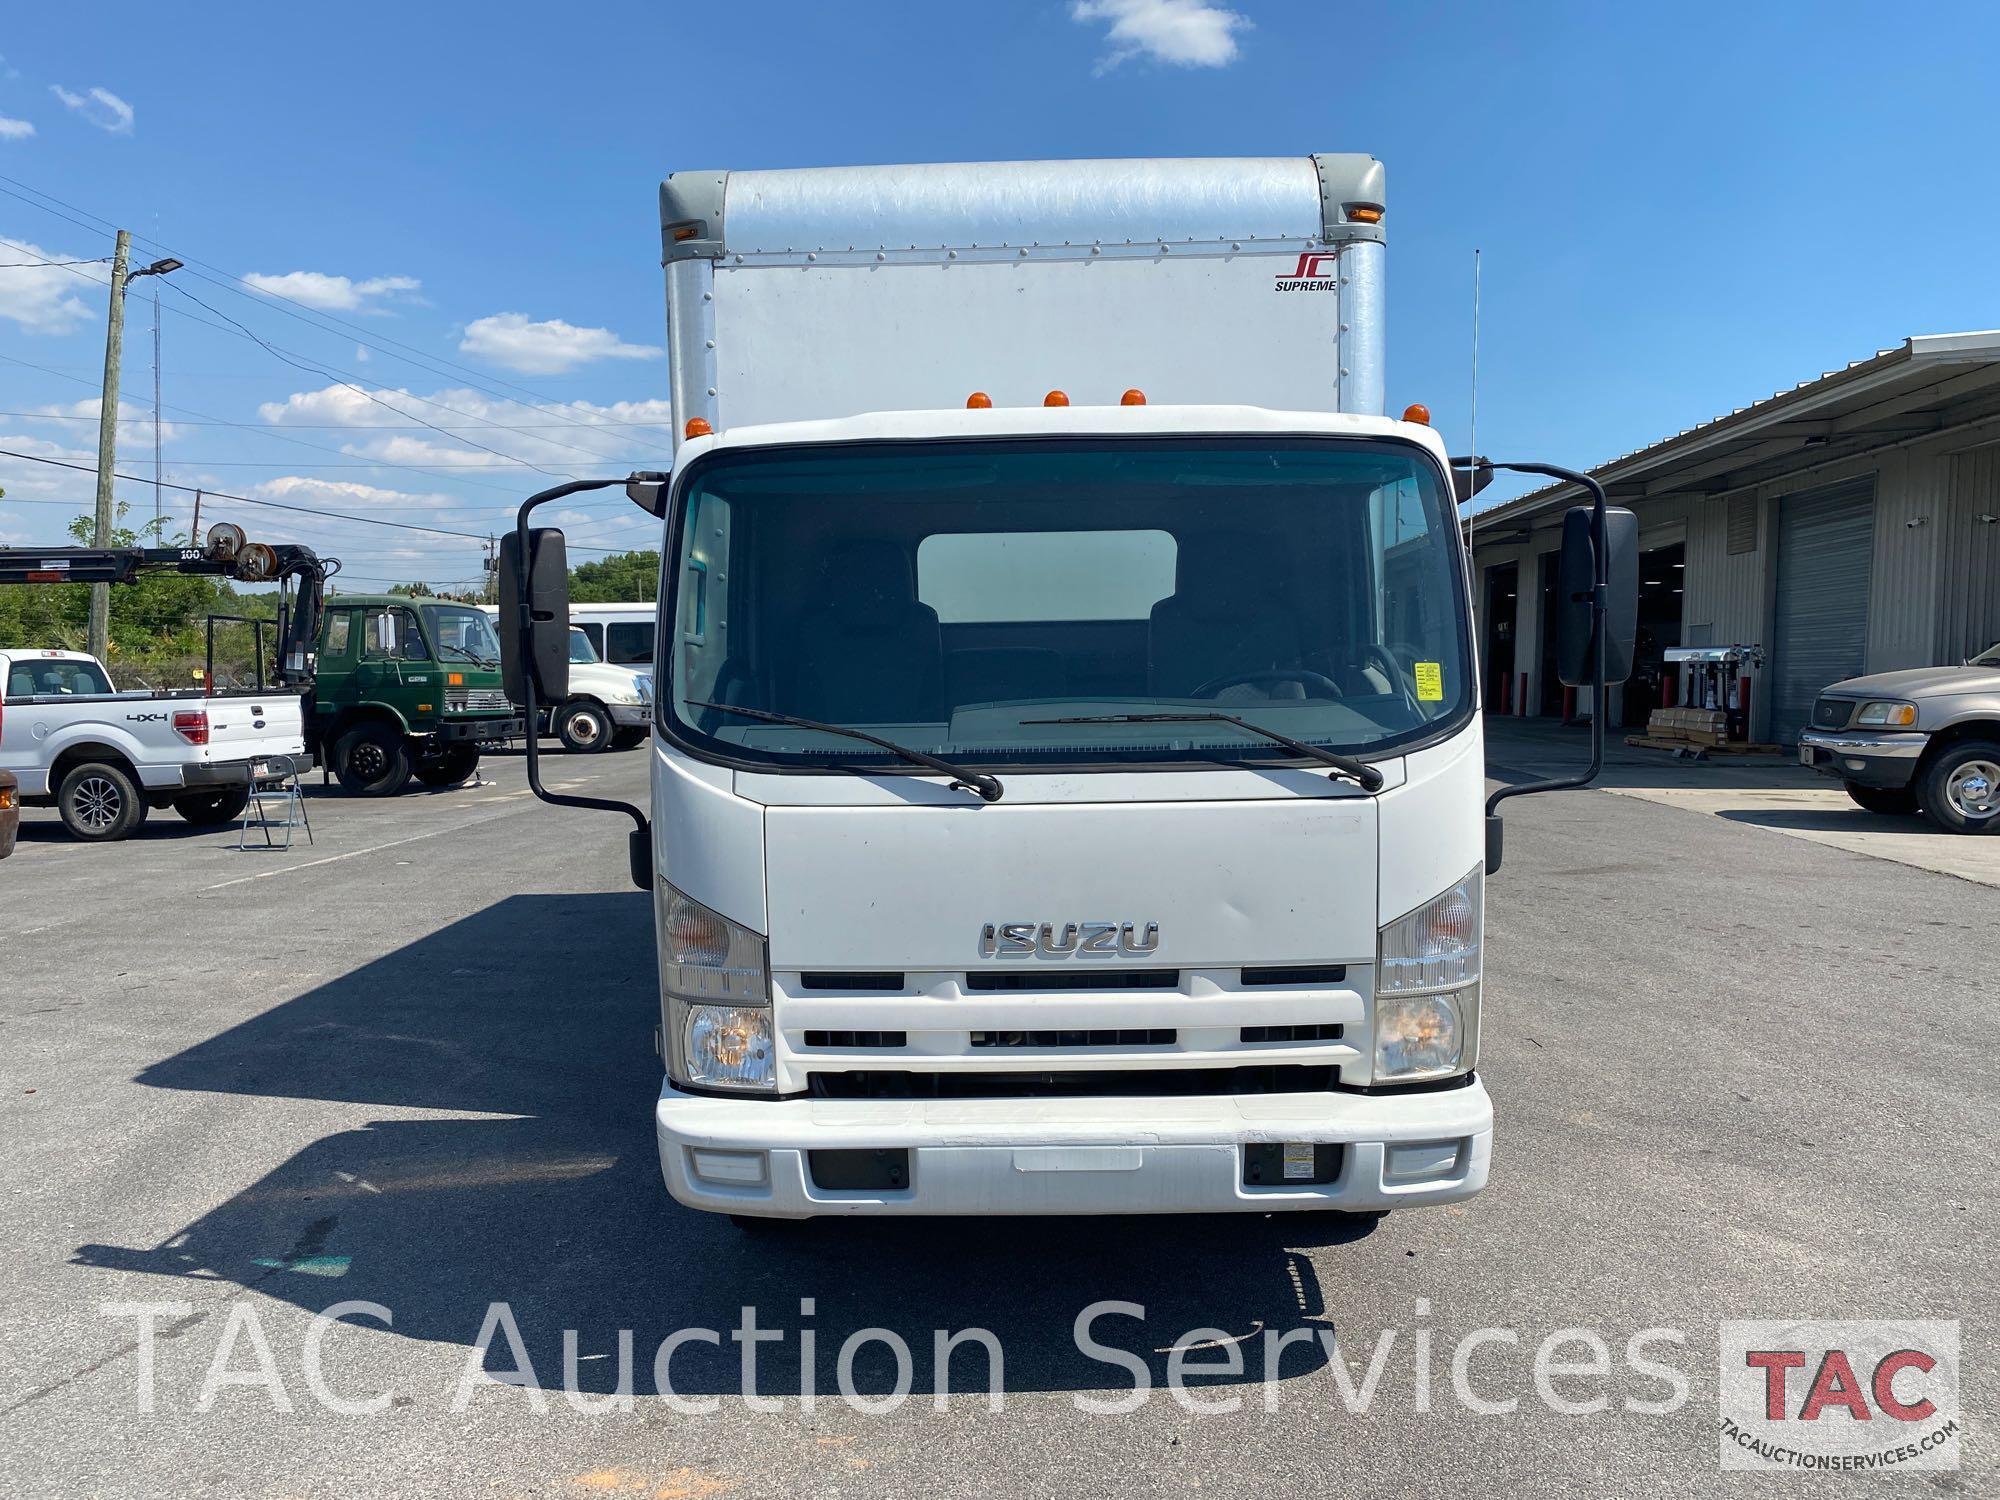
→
(57, 761, 148, 842)
(176, 785, 252, 825)
(1919, 740, 2000, 834)
(557, 699, 612, 753)
(1844, 783, 1918, 817)
(611, 727, 649, 751)
(415, 746, 480, 788)
(334, 724, 413, 796)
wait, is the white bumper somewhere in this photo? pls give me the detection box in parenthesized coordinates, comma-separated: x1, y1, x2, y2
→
(656, 1077, 1492, 1219)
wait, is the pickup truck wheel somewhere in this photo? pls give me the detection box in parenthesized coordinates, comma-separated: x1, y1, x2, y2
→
(415, 746, 480, 788)
(334, 725, 413, 796)
(557, 699, 612, 753)
(176, 785, 252, 825)
(57, 762, 147, 841)
(1920, 741, 2000, 834)
(1844, 783, 1918, 817)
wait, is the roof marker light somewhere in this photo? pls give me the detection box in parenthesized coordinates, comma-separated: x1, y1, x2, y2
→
(1347, 204, 1385, 224)
(1044, 390, 1070, 407)
(1402, 403, 1431, 425)
(966, 392, 992, 409)
(1121, 389, 1147, 406)
(684, 417, 713, 439)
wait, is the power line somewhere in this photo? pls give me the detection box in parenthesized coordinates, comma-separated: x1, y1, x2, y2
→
(0, 256, 112, 269)
(0, 172, 680, 453)
(0, 446, 641, 551)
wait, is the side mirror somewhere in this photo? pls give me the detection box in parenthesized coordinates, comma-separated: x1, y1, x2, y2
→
(1555, 504, 1639, 687)
(498, 528, 571, 706)
(626, 471, 671, 519)
(1453, 465, 1494, 506)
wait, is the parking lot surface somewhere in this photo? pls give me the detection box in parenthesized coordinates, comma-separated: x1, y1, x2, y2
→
(1, 743, 1993, 1498)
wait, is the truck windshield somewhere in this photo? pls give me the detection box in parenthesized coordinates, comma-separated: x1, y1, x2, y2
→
(664, 437, 1472, 772)
(569, 627, 602, 664)
(428, 606, 502, 666)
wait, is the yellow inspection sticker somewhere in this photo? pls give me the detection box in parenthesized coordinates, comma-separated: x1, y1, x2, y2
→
(1414, 661, 1444, 701)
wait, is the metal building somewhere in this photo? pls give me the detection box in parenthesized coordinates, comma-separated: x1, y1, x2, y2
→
(1467, 331, 2000, 743)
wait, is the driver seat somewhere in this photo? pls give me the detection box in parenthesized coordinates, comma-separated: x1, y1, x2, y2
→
(1148, 532, 1301, 696)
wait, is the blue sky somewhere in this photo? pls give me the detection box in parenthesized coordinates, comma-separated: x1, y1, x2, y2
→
(2, 1, 1997, 588)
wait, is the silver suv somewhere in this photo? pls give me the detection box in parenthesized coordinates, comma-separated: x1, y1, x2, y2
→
(1799, 642, 2000, 834)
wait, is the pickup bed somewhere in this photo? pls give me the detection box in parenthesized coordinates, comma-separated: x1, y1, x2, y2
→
(0, 648, 307, 841)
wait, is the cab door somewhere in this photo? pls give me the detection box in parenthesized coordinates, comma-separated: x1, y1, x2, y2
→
(356, 605, 432, 719)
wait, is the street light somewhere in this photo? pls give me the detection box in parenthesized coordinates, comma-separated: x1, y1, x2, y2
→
(87, 237, 182, 660)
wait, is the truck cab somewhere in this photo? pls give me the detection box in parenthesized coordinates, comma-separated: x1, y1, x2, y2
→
(310, 595, 523, 794)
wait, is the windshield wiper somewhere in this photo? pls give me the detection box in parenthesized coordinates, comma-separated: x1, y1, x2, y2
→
(439, 643, 499, 668)
(688, 701, 1004, 802)
(1022, 712, 1385, 792)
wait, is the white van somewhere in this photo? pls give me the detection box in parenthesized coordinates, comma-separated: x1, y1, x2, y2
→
(479, 608, 652, 751)
(568, 602, 656, 670)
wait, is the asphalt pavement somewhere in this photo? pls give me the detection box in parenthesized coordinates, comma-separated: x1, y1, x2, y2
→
(0, 742, 1992, 1498)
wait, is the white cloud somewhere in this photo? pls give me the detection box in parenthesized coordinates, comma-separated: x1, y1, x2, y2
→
(459, 313, 661, 375)
(50, 84, 134, 135)
(250, 475, 457, 513)
(241, 270, 423, 313)
(0, 117, 33, 141)
(0, 237, 97, 334)
(0, 432, 97, 499)
(1070, 0, 1249, 70)
(257, 383, 677, 472)
(26, 397, 182, 443)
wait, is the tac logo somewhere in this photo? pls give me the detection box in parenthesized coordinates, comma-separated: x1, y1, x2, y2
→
(1272, 252, 1338, 290)
(1717, 1320, 1960, 1472)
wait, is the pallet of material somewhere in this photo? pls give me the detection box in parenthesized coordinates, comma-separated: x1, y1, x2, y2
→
(1624, 734, 1783, 756)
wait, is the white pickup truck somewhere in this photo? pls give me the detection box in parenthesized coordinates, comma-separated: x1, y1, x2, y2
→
(0, 648, 307, 841)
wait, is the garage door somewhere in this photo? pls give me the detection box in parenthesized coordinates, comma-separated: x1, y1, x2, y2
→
(1772, 478, 1875, 743)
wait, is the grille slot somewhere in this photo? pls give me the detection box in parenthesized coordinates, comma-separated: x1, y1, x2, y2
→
(807, 1064, 1337, 1100)
(445, 687, 512, 713)
(963, 969, 1177, 992)
(1241, 964, 1348, 987)
(802, 1030, 908, 1049)
(799, 972, 905, 992)
(971, 1028, 1175, 1048)
(1241, 1023, 1345, 1044)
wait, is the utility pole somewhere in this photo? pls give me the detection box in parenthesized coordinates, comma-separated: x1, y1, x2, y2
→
(151, 284, 163, 538)
(483, 533, 499, 602)
(86, 233, 183, 658)
(88, 229, 132, 662)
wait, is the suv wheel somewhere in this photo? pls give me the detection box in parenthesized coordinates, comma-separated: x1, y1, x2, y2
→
(557, 699, 612, 753)
(1921, 741, 2000, 834)
(58, 761, 148, 841)
(334, 724, 413, 796)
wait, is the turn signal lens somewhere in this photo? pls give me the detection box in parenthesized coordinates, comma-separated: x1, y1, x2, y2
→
(1402, 403, 1431, 426)
(684, 417, 713, 439)
(966, 391, 992, 408)
(1121, 389, 1147, 406)
(1347, 203, 1385, 224)
(1044, 390, 1070, 407)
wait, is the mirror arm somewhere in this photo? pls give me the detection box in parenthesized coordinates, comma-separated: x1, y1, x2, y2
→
(1451, 458, 1611, 869)
(513, 478, 654, 878)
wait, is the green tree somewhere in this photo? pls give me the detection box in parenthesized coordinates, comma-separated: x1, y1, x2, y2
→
(569, 549, 659, 603)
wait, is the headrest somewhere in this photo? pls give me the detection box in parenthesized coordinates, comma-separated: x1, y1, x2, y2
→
(820, 540, 919, 629)
(1170, 532, 1284, 621)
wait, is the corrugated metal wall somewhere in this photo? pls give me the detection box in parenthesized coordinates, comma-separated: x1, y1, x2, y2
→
(1940, 446, 2000, 660)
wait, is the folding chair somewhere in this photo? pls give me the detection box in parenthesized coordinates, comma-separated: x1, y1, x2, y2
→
(239, 754, 314, 849)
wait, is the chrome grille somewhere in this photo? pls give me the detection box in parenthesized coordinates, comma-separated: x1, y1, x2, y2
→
(446, 687, 513, 713)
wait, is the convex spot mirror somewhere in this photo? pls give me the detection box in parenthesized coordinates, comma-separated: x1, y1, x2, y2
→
(1556, 504, 1639, 688)
(498, 528, 571, 707)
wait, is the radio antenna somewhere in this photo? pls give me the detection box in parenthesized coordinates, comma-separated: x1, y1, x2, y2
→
(1466, 247, 1482, 543)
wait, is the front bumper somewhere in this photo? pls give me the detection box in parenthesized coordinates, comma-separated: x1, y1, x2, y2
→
(608, 702, 652, 728)
(438, 714, 525, 744)
(656, 1076, 1492, 1219)
(1798, 728, 1928, 788)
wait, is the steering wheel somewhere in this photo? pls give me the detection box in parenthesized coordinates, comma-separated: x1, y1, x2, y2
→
(1364, 643, 1425, 714)
(1190, 668, 1345, 701)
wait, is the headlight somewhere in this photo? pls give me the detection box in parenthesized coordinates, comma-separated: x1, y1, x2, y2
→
(1375, 869, 1481, 1082)
(1855, 700, 1917, 727)
(657, 881, 774, 1092)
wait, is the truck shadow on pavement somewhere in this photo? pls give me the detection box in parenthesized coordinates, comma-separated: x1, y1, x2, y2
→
(72, 894, 1363, 1396)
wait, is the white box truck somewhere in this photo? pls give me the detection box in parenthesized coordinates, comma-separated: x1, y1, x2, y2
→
(499, 155, 1635, 1221)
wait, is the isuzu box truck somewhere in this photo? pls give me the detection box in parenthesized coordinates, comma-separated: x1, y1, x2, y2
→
(500, 155, 1635, 1222)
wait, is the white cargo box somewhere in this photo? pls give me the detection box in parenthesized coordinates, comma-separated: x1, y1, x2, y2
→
(658, 155, 1387, 446)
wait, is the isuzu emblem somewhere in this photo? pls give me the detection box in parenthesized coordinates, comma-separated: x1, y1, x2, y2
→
(979, 921, 1161, 958)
